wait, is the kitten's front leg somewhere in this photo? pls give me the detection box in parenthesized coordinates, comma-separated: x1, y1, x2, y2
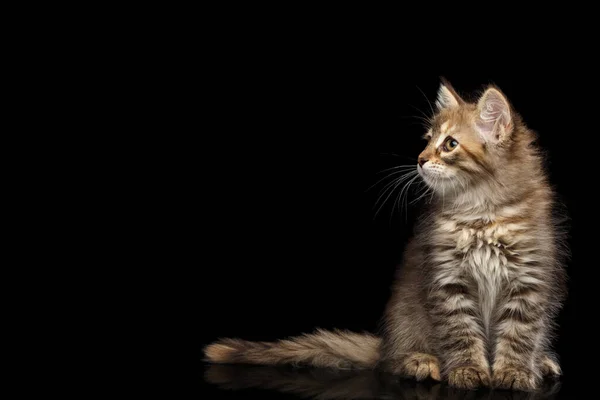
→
(492, 276, 551, 391)
(428, 274, 490, 389)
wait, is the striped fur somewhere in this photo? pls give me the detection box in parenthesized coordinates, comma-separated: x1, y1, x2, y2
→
(204, 81, 567, 392)
(205, 329, 381, 369)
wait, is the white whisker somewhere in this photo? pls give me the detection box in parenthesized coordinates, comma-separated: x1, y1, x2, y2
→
(367, 169, 412, 193)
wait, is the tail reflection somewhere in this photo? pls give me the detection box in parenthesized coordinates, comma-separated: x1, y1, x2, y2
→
(204, 364, 561, 400)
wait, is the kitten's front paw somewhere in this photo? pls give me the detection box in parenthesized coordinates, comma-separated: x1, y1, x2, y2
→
(401, 352, 441, 381)
(448, 366, 490, 389)
(493, 367, 538, 391)
(540, 354, 561, 378)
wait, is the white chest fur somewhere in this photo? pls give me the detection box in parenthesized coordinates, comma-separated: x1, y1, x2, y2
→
(463, 240, 508, 334)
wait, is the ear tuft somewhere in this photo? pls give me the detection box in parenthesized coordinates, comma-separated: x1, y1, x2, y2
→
(435, 83, 460, 110)
(475, 87, 512, 143)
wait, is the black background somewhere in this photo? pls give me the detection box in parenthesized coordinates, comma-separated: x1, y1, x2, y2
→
(170, 38, 597, 399)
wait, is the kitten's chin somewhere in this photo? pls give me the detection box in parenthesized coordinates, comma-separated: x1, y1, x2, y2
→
(423, 179, 457, 194)
(418, 166, 457, 193)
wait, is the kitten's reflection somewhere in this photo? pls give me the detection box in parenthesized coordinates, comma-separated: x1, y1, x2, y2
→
(204, 364, 561, 400)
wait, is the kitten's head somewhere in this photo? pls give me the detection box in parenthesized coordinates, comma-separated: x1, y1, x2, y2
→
(417, 80, 518, 193)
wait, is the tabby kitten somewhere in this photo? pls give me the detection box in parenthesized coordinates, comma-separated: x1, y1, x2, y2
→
(204, 80, 567, 391)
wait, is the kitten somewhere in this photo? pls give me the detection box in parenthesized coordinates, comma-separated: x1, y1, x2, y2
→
(203, 80, 568, 391)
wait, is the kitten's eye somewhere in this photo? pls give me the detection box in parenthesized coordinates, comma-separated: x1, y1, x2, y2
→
(444, 137, 459, 151)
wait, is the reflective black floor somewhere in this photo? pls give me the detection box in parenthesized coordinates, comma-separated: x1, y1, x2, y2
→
(201, 364, 567, 400)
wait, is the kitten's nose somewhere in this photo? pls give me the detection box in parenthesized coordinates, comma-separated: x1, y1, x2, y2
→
(418, 157, 428, 167)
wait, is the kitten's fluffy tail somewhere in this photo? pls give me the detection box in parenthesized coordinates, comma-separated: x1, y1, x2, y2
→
(204, 329, 381, 369)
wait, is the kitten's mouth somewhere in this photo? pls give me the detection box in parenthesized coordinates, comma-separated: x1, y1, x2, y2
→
(418, 164, 447, 179)
(418, 165, 453, 190)
(417, 164, 437, 180)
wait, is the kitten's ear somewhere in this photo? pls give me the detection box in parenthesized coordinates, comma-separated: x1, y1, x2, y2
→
(435, 79, 463, 110)
(475, 87, 513, 143)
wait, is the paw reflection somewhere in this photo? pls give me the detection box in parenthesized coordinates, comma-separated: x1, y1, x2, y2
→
(204, 364, 561, 399)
